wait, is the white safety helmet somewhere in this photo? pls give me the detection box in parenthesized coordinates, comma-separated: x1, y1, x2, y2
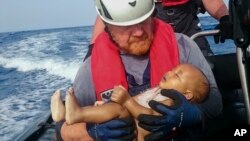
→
(95, 0, 155, 26)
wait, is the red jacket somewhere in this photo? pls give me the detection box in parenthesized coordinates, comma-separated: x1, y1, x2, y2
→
(161, 0, 189, 6)
(91, 18, 179, 100)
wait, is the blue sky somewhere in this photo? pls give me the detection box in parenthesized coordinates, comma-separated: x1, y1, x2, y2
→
(0, 0, 97, 33)
(0, 0, 229, 33)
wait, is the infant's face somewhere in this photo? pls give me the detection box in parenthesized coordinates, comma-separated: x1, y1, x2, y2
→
(159, 65, 193, 93)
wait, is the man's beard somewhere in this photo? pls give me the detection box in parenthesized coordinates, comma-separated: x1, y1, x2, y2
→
(120, 33, 152, 56)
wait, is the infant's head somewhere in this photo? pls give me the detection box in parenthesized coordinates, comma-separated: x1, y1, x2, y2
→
(159, 64, 209, 103)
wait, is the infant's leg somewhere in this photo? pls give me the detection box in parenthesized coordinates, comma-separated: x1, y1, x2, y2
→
(51, 90, 65, 122)
(65, 87, 82, 125)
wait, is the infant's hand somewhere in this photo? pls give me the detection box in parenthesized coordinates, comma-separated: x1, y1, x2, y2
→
(111, 85, 130, 105)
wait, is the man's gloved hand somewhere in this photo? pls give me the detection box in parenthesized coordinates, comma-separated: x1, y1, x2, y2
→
(87, 117, 136, 141)
(214, 15, 233, 43)
(138, 89, 202, 141)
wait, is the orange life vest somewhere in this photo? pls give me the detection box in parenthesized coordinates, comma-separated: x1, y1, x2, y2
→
(91, 18, 179, 100)
(161, 0, 189, 6)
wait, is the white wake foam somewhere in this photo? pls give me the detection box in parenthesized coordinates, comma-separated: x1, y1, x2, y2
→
(0, 56, 81, 82)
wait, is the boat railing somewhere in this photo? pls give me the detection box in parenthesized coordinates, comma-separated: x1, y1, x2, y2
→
(190, 29, 220, 40)
(191, 29, 250, 125)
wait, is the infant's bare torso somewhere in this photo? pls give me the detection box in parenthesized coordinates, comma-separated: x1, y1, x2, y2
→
(134, 87, 169, 108)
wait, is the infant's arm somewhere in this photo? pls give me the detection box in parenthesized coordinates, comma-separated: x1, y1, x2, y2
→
(111, 85, 154, 118)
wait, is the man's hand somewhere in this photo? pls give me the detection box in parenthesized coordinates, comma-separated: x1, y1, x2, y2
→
(214, 15, 233, 43)
(87, 118, 136, 141)
(138, 89, 202, 141)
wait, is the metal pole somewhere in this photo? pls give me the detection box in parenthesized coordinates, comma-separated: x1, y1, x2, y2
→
(237, 46, 250, 124)
(190, 30, 219, 40)
(191, 29, 250, 124)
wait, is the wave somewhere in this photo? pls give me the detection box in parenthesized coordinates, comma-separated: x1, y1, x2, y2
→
(0, 56, 81, 82)
(0, 88, 52, 141)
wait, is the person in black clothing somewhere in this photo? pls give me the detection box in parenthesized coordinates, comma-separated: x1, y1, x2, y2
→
(154, 0, 232, 56)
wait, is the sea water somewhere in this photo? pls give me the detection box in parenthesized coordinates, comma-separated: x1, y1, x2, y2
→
(0, 16, 236, 141)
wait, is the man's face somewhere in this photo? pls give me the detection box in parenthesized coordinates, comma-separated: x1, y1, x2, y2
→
(106, 17, 154, 55)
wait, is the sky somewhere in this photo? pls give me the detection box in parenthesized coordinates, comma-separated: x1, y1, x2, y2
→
(0, 0, 97, 33)
(0, 0, 229, 33)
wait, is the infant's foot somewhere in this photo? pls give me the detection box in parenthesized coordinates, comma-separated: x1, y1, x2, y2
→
(65, 87, 81, 125)
(51, 90, 65, 122)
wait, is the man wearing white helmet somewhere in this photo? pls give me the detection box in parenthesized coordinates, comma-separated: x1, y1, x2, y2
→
(57, 0, 221, 140)
(90, 0, 232, 56)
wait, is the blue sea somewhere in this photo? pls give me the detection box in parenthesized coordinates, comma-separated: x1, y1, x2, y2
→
(0, 16, 235, 141)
